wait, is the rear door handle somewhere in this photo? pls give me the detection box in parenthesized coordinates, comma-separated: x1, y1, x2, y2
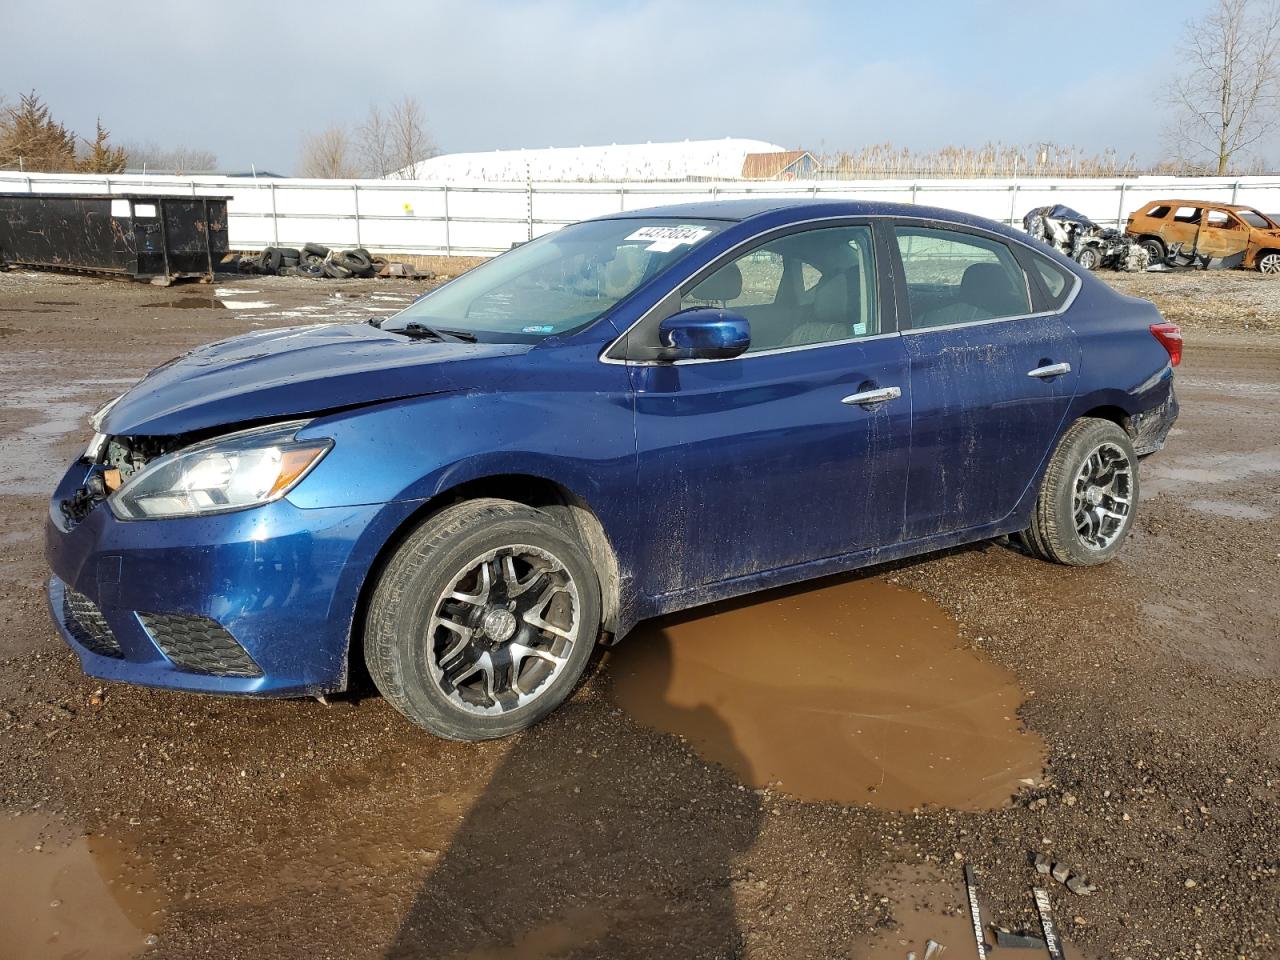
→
(841, 386, 902, 406)
(1028, 362, 1072, 379)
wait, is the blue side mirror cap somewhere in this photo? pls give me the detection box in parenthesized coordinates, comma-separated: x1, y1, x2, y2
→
(657, 308, 751, 361)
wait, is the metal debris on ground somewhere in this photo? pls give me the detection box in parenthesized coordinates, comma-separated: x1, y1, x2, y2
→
(1023, 205, 1149, 273)
(962, 865, 989, 960)
(924, 939, 946, 959)
(993, 926, 1049, 950)
(231, 244, 431, 280)
(1032, 887, 1066, 960)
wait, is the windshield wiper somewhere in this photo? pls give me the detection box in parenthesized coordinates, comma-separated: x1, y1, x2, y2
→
(391, 321, 478, 343)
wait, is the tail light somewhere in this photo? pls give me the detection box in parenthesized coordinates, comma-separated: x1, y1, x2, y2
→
(1150, 322, 1182, 366)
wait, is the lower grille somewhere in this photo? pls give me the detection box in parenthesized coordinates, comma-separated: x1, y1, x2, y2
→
(62, 585, 123, 658)
(138, 612, 263, 677)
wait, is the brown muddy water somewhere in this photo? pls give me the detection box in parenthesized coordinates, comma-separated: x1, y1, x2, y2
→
(0, 812, 162, 960)
(853, 864, 1101, 960)
(608, 577, 1045, 809)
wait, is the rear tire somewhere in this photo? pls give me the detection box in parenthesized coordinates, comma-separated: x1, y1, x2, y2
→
(364, 499, 602, 740)
(1021, 418, 1139, 566)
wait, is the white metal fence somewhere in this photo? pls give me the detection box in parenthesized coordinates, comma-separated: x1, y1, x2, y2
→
(5, 170, 1280, 257)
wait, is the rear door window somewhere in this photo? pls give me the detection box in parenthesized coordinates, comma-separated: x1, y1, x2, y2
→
(1173, 206, 1202, 224)
(1204, 209, 1239, 229)
(893, 226, 1031, 329)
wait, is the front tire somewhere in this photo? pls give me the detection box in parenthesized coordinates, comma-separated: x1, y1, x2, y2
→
(1139, 237, 1166, 265)
(1021, 418, 1139, 566)
(1256, 250, 1280, 274)
(1075, 246, 1102, 271)
(364, 498, 602, 740)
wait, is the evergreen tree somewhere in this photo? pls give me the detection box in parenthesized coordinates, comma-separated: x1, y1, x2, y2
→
(0, 90, 77, 171)
(75, 119, 127, 173)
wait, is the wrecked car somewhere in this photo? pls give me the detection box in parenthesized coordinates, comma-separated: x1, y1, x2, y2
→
(1125, 200, 1280, 272)
(46, 200, 1181, 740)
(1023, 204, 1149, 272)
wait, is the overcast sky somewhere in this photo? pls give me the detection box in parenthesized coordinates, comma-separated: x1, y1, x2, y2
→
(0, 0, 1243, 173)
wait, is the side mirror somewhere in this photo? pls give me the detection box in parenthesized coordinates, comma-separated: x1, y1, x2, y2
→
(656, 307, 750, 361)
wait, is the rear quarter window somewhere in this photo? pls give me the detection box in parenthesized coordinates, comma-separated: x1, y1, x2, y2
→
(1143, 205, 1172, 219)
(1028, 253, 1075, 310)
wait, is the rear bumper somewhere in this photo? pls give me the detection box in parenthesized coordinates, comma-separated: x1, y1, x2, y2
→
(45, 463, 420, 697)
(1132, 383, 1179, 456)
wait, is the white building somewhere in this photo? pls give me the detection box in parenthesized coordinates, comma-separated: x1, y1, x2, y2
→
(399, 138, 788, 182)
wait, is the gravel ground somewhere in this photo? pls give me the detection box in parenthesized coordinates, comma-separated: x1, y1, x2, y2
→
(1104, 268, 1280, 334)
(0, 268, 1277, 960)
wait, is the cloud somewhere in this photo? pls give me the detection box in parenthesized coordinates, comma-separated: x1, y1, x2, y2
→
(0, 0, 1261, 172)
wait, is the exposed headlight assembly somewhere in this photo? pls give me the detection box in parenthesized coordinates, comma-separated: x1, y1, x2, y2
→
(85, 393, 126, 461)
(109, 421, 332, 520)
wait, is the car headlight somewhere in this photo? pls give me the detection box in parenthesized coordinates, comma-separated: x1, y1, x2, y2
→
(109, 421, 332, 520)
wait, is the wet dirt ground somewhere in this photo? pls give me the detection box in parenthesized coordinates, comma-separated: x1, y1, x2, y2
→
(0, 268, 1277, 959)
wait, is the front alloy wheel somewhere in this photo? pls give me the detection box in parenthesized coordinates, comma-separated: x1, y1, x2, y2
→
(1075, 247, 1102, 271)
(427, 545, 581, 715)
(365, 498, 602, 739)
(1257, 251, 1280, 274)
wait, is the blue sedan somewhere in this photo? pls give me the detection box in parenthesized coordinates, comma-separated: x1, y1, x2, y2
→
(46, 199, 1180, 739)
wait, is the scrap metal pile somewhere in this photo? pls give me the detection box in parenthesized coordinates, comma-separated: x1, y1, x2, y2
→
(1023, 205, 1149, 273)
(233, 243, 426, 279)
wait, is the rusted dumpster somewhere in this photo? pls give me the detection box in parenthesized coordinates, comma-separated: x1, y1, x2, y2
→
(0, 193, 230, 283)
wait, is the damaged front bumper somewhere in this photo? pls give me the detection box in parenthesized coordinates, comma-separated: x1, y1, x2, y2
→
(45, 460, 420, 697)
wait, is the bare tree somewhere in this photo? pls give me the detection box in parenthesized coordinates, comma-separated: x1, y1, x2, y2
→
(122, 140, 218, 174)
(298, 125, 360, 179)
(1167, 0, 1280, 175)
(357, 104, 396, 179)
(386, 96, 439, 178)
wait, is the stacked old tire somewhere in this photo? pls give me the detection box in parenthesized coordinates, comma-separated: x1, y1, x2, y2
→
(239, 244, 387, 278)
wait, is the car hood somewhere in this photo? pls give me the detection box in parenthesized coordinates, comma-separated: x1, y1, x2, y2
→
(101, 322, 533, 436)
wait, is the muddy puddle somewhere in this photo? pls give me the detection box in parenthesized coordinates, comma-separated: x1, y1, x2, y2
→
(0, 812, 162, 960)
(0, 371, 137, 496)
(608, 578, 1045, 809)
(853, 864, 1100, 959)
(150, 296, 225, 310)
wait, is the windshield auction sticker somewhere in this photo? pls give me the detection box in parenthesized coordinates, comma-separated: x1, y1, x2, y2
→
(625, 224, 712, 252)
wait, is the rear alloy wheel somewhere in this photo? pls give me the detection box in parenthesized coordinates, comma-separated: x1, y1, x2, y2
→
(1020, 418, 1139, 566)
(364, 498, 601, 739)
(1257, 251, 1280, 274)
(1075, 246, 1102, 271)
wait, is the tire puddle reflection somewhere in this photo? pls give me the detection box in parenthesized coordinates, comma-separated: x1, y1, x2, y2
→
(608, 577, 1045, 809)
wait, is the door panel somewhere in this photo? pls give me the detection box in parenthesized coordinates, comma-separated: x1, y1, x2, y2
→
(888, 222, 1081, 541)
(632, 336, 912, 593)
(1194, 210, 1250, 267)
(902, 315, 1080, 539)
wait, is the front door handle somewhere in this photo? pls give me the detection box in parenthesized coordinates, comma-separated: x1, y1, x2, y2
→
(841, 386, 902, 406)
(1027, 362, 1072, 379)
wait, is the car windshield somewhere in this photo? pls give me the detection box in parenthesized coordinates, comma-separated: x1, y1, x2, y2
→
(381, 218, 726, 342)
(1238, 209, 1274, 229)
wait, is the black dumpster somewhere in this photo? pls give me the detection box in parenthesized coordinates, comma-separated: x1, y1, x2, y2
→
(0, 193, 230, 284)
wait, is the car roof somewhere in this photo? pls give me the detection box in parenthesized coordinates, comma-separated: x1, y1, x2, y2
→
(588, 196, 1023, 234)
(1144, 199, 1262, 212)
